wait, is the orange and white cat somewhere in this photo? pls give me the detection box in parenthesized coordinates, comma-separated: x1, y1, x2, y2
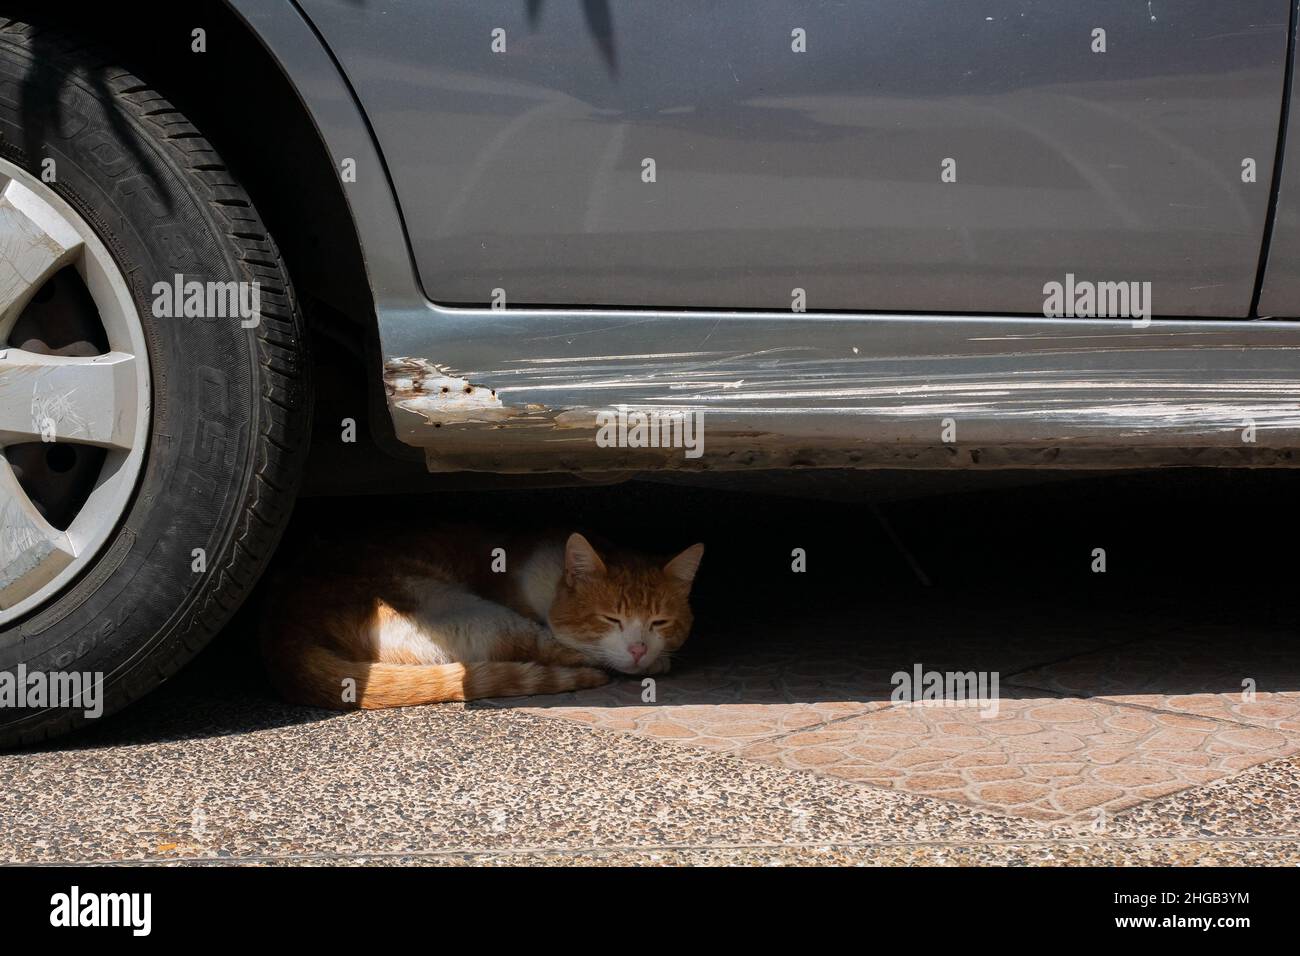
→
(262, 528, 703, 710)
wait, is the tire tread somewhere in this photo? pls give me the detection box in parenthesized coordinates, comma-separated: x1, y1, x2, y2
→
(0, 17, 312, 748)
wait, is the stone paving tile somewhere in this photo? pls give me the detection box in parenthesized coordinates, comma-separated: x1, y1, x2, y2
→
(1007, 628, 1300, 738)
(739, 694, 1300, 824)
(512, 701, 877, 754)
(481, 654, 887, 753)
(1076, 753, 1300, 840)
(475, 613, 1300, 826)
(491, 605, 1128, 753)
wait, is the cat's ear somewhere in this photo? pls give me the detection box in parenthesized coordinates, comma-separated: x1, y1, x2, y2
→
(565, 533, 607, 583)
(664, 543, 705, 585)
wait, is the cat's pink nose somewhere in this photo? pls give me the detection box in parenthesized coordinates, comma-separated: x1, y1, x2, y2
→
(627, 642, 647, 664)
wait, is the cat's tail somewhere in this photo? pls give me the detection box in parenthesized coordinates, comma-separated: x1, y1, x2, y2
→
(275, 646, 610, 710)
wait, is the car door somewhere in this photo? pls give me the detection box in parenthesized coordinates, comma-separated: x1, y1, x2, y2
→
(299, 0, 1288, 318)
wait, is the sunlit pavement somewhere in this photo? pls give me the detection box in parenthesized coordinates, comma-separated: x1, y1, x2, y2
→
(3, 471, 1299, 865)
(492, 605, 1300, 829)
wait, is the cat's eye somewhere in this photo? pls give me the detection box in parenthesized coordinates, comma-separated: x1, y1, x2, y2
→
(651, 619, 670, 629)
(602, 615, 623, 628)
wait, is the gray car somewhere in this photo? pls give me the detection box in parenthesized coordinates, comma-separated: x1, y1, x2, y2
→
(3, 0, 1299, 745)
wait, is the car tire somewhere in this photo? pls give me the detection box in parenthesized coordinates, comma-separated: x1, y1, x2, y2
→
(0, 18, 310, 747)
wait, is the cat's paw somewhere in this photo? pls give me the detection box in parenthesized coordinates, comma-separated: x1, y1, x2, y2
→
(537, 631, 594, 667)
(573, 667, 612, 690)
(643, 657, 672, 676)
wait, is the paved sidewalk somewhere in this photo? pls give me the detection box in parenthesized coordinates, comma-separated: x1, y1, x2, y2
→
(497, 604, 1300, 828)
(3, 596, 1298, 866)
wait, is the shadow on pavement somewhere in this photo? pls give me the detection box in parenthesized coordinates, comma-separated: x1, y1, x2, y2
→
(26, 469, 1300, 750)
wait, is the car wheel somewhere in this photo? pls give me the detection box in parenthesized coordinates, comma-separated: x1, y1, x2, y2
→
(0, 18, 310, 747)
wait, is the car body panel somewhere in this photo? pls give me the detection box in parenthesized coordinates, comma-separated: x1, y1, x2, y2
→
(228, 0, 1300, 473)
(1258, 3, 1300, 317)
(298, 0, 1288, 317)
(378, 309, 1300, 473)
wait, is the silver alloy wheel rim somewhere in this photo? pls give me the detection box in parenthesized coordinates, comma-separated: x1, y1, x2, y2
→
(0, 157, 151, 626)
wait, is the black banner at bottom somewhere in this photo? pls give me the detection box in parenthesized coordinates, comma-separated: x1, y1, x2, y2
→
(0, 864, 1286, 942)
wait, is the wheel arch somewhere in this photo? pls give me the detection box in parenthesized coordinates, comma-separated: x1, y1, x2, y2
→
(2, 0, 403, 456)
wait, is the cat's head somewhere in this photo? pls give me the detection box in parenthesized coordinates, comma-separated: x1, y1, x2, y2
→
(547, 533, 704, 675)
